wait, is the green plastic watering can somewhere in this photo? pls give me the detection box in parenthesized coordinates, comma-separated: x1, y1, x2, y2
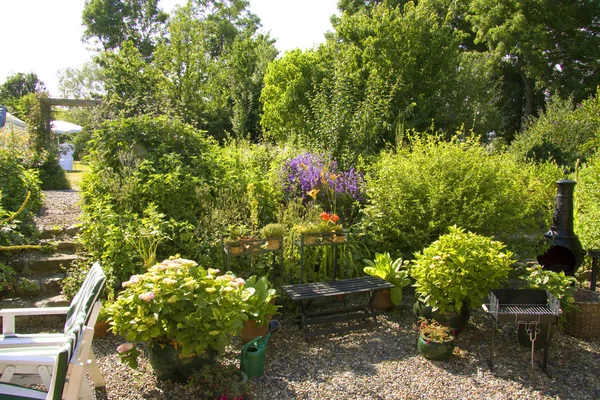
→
(240, 319, 280, 379)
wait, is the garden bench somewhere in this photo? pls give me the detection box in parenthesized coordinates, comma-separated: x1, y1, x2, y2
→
(281, 276, 394, 338)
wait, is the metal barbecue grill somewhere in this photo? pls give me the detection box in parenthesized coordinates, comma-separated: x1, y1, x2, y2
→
(483, 289, 560, 375)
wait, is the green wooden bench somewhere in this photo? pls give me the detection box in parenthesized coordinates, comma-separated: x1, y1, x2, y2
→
(282, 276, 394, 338)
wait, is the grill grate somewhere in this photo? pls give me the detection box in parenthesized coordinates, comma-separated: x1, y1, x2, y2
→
(497, 304, 554, 316)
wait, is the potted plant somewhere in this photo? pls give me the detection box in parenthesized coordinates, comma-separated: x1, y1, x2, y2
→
(110, 257, 248, 382)
(94, 302, 112, 338)
(415, 317, 456, 361)
(363, 253, 411, 311)
(411, 226, 514, 332)
(259, 223, 287, 250)
(224, 224, 252, 255)
(516, 264, 576, 348)
(296, 212, 343, 245)
(239, 275, 280, 343)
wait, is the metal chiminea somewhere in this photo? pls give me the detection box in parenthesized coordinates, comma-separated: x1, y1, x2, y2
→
(537, 180, 584, 276)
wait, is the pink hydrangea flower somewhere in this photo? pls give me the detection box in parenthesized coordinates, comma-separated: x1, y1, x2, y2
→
(117, 343, 135, 353)
(138, 291, 155, 302)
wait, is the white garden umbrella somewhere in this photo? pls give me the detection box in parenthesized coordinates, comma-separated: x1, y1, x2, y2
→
(51, 120, 83, 134)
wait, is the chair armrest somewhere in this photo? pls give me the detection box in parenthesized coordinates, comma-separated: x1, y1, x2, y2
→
(0, 307, 69, 336)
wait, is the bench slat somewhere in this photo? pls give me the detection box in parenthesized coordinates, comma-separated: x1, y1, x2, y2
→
(282, 276, 394, 300)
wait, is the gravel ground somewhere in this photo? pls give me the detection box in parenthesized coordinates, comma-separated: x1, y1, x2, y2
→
(34, 190, 82, 229)
(91, 293, 600, 400)
(33, 190, 600, 399)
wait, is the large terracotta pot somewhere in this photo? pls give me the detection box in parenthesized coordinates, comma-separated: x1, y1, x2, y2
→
(373, 289, 394, 312)
(240, 319, 269, 344)
(148, 341, 216, 382)
(413, 299, 471, 334)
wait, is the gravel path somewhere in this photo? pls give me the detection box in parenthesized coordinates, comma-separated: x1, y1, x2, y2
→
(91, 292, 600, 400)
(34, 190, 82, 229)
(32, 191, 600, 399)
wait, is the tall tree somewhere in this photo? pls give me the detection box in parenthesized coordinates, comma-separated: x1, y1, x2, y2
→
(0, 73, 46, 116)
(469, 0, 600, 126)
(82, 0, 168, 57)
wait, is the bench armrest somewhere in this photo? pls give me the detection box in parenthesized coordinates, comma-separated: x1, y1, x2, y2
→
(0, 307, 69, 336)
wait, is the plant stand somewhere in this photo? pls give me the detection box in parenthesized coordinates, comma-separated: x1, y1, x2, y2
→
(222, 236, 284, 281)
(298, 231, 348, 283)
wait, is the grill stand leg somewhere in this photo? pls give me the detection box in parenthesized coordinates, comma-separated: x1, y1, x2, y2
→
(536, 323, 552, 377)
(488, 317, 496, 372)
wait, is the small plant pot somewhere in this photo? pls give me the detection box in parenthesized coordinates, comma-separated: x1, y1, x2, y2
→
(94, 321, 111, 338)
(303, 235, 320, 245)
(225, 243, 244, 255)
(264, 239, 281, 250)
(417, 335, 455, 361)
(240, 319, 270, 344)
(332, 233, 347, 244)
(373, 289, 394, 312)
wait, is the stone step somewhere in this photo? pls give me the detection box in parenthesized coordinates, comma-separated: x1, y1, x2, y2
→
(27, 273, 66, 297)
(38, 225, 80, 240)
(8, 252, 81, 276)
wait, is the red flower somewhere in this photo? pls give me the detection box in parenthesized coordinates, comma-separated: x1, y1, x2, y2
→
(320, 212, 330, 221)
(330, 213, 340, 223)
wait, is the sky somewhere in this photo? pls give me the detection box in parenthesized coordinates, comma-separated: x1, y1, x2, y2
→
(0, 0, 339, 97)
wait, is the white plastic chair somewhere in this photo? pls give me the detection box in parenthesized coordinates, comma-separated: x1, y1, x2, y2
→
(0, 262, 106, 390)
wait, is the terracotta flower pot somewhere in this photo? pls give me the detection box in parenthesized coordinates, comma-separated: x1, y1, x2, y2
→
(264, 239, 281, 250)
(240, 319, 270, 344)
(94, 321, 111, 338)
(373, 289, 394, 311)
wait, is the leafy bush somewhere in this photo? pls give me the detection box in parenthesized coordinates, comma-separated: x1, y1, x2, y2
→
(575, 154, 600, 249)
(0, 149, 42, 246)
(364, 135, 563, 257)
(37, 155, 70, 190)
(411, 226, 515, 313)
(510, 90, 600, 170)
(80, 116, 222, 283)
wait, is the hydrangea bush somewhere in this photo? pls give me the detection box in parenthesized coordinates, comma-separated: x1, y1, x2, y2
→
(110, 257, 249, 368)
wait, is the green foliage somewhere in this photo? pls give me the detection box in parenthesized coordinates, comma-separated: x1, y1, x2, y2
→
(517, 264, 577, 325)
(0, 263, 17, 295)
(411, 226, 515, 313)
(82, 0, 167, 57)
(110, 257, 248, 365)
(416, 317, 455, 342)
(510, 91, 600, 170)
(16, 277, 39, 296)
(80, 115, 221, 283)
(575, 154, 600, 250)
(363, 253, 411, 305)
(364, 135, 563, 256)
(469, 0, 600, 120)
(37, 155, 70, 190)
(259, 223, 286, 239)
(0, 72, 46, 115)
(241, 275, 279, 326)
(0, 149, 42, 235)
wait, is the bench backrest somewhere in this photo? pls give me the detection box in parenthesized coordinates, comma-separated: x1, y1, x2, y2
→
(49, 314, 88, 400)
(64, 262, 106, 334)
